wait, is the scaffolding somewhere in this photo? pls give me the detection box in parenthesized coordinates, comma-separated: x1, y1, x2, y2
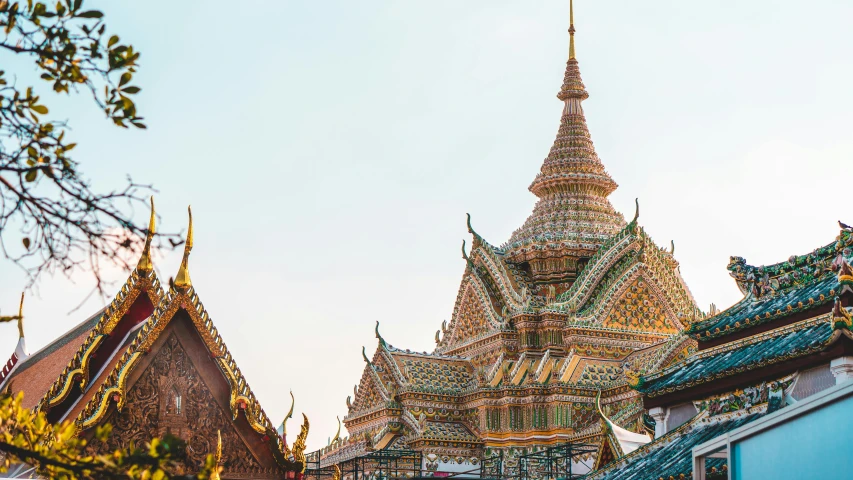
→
(305, 449, 424, 480)
(307, 442, 596, 480)
(481, 443, 599, 480)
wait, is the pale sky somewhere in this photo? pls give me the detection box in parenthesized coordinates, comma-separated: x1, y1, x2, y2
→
(1, 0, 852, 450)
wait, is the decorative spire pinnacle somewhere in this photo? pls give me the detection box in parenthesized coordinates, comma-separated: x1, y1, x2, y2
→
(174, 206, 193, 289)
(210, 430, 223, 480)
(281, 390, 295, 437)
(2, 293, 26, 359)
(375, 321, 387, 349)
(504, 1, 624, 286)
(332, 416, 341, 443)
(569, 0, 576, 60)
(16, 292, 24, 339)
(137, 196, 156, 272)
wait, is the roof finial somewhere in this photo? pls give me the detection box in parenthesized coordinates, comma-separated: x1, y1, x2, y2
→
(375, 321, 387, 349)
(332, 416, 341, 443)
(17, 292, 24, 339)
(210, 430, 223, 480)
(281, 390, 295, 437)
(569, 0, 576, 60)
(137, 196, 156, 272)
(174, 206, 193, 289)
(1, 293, 25, 338)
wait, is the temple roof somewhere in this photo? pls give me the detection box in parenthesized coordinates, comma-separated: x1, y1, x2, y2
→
(502, 2, 624, 265)
(0, 309, 104, 410)
(1, 203, 304, 475)
(588, 410, 763, 480)
(690, 228, 853, 340)
(635, 311, 849, 398)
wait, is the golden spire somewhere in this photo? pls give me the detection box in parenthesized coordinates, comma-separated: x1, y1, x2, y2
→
(281, 390, 295, 436)
(210, 430, 223, 480)
(174, 206, 193, 289)
(16, 292, 24, 339)
(1, 293, 24, 337)
(569, 0, 576, 60)
(137, 196, 156, 272)
(332, 416, 341, 443)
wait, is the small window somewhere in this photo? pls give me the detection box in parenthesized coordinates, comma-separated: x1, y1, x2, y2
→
(667, 402, 698, 432)
(790, 364, 834, 401)
(167, 387, 182, 415)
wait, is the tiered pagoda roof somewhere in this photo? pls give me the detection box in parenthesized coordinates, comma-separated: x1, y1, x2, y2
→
(503, 5, 624, 286)
(323, 2, 700, 474)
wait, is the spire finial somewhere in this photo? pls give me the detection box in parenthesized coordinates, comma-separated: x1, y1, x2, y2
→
(16, 292, 24, 339)
(332, 416, 341, 443)
(1, 292, 25, 338)
(137, 196, 156, 272)
(281, 390, 295, 436)
(569, 0, 576, 60)
(375, 321, 387, 349)
(174, 206, 193, 289)
(210, 430, 223, 480)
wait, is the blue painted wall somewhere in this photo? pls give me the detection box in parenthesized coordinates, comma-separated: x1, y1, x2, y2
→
(731, 395, 853, 479)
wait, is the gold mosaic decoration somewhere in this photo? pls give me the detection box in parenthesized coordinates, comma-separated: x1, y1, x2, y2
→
(602, 277, 678, 333)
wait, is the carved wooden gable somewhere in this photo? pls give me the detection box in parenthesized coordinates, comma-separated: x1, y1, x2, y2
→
(90, 331, 281, 479)
(601, 276, 678, 334)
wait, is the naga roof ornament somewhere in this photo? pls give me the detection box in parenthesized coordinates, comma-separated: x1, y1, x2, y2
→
(174, 206, 193, 289)
(137, 196, 156, 272)
(503, 0, 625, 285)
(281, 390, 295, 437)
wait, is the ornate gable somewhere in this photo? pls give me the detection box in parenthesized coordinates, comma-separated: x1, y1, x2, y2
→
(439, 273, 501, 351)
(349, 365, 387, 414)
(601, 275, 679, 334)
(90, 331, 276, 478)
(66, 208, 302, 477)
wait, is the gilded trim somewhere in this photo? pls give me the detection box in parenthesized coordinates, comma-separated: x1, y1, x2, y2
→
(77, 351, 142, 429)
(46, 334, 106, 407)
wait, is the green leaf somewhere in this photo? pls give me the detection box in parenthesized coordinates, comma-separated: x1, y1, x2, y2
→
(119, 72, 132, 87)
(22, 237, 30, 250)
(77, 10, 103, 18)
(31, 105, 48, 114)
(27, 146, 37, 158)
(25, 170, 37, 182)
(122, 86, 140, 94)
(108, 35, 119, 48)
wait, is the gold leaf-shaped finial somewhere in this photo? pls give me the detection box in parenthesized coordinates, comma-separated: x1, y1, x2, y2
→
(137, 196, 156, 272)
(281, 390, 295, 436)
(210, 429, 223, 480)
(332, 416, 341, 443)
(1, 292, 25, 337)
(174, 206, 193, 289)
(17, 292, 24, 339)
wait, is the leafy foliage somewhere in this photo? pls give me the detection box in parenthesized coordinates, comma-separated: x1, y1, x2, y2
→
(0, 0, 177, 293)
(0, 392, 219, 479)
